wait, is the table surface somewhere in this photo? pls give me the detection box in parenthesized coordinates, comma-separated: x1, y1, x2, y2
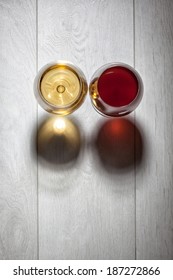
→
(0, 0, 173, 260)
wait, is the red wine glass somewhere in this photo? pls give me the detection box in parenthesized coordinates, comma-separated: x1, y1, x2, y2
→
(89, 63, 143, 117)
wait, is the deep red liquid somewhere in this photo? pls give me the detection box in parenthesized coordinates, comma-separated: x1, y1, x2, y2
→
(98, 66, 138, 107)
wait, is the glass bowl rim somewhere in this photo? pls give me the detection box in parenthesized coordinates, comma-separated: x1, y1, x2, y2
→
(34, 60, 88, 111)
(89, 62, 143, 112)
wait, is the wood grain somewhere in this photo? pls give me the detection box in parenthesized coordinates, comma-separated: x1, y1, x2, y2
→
(135, 0, 173, 259)
(1, 0, 172, 260)
(38, 0, 135, 259)
(0, 0, 37, 259)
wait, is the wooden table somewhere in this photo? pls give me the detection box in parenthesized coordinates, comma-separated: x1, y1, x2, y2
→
(0, 0, 173, 260)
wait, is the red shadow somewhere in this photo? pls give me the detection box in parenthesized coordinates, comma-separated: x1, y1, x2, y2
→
(94, 117, 143, 171)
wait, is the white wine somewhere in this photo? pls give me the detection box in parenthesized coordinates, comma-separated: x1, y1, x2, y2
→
(34, 62, 88, 115)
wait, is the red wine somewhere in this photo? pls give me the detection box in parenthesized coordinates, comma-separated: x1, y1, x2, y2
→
(98, 66, 138, 107)
(89, 63, 143, 117)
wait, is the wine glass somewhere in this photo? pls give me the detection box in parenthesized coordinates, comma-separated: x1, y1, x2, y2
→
(89, 62, 143, 117)
(34, 61, 88, 116)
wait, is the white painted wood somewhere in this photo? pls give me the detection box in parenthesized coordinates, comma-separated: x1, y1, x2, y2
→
(1, 0, 172, 260)
(135, 0, 173, 259)
(38, 0, 135, 259)
(0, 0, 37, 259)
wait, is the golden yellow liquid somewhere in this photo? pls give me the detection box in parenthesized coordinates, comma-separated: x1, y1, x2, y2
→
(39, 63, 87, 115)
(89, 78, 107, 113)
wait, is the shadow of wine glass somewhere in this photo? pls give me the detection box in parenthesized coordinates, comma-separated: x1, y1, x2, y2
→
(92, 117, 144, 173)
(37, 116, 82, 166)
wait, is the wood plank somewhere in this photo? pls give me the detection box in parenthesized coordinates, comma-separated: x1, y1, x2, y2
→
(0, 0, 37, 259)
(38, 0, 135, 259)
(135, 0, 173, 259)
